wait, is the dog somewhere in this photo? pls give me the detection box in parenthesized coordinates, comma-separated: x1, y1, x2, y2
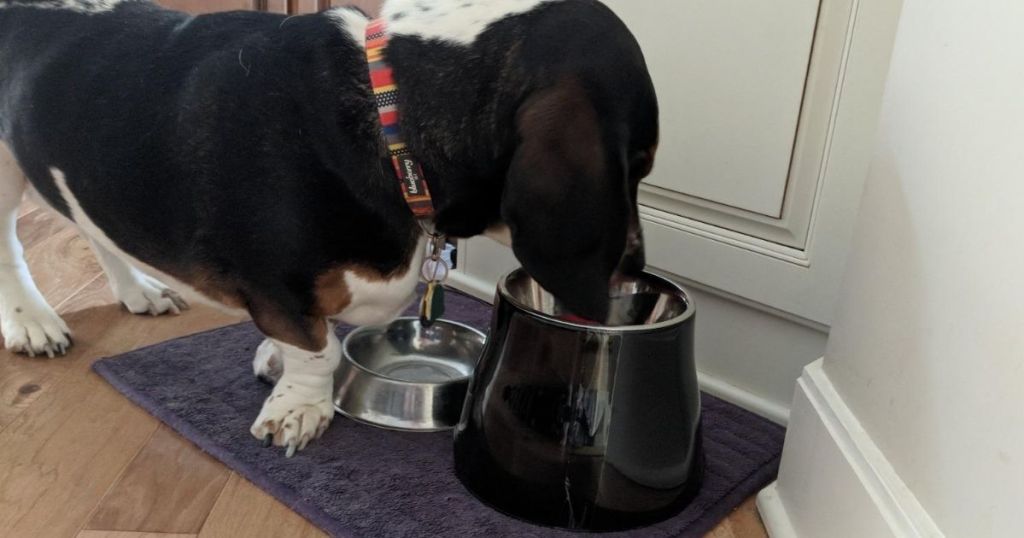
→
(0, 0, 659, 455)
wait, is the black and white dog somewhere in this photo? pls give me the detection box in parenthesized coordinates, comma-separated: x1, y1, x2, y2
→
(0, 0, 658, 455)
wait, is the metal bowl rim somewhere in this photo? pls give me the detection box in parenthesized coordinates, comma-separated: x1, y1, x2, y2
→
(340, 317, 486, 386)
(332, 405, 455, 433)
(497, 268, 696, 333)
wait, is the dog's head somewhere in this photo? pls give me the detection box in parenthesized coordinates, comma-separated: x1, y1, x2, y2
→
(500, 2, 658, 321)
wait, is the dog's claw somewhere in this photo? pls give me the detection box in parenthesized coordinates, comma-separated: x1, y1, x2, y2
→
(250, 385, 334, 457)
(163, 289, 190, 312)
(263, 434, 273, 447)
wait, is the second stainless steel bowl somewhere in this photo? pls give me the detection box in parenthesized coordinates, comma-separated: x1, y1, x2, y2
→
(334, 317, 486, 431)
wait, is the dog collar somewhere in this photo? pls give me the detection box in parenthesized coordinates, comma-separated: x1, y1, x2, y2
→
(365, 19, 436, 220)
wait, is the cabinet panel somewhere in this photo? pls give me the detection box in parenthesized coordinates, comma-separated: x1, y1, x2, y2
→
(603, 0, 820, 218)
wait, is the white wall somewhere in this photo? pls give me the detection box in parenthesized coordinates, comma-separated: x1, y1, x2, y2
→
(776, 0, 1024, 535)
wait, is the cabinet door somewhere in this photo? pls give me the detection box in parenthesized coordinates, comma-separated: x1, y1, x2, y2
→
(603, 0, 840, 248)
(604, 0, 819, 221)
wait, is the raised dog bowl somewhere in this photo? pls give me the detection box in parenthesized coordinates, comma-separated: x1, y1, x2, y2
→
(454, 269, 703, 531)
(334, 317, 486, 432)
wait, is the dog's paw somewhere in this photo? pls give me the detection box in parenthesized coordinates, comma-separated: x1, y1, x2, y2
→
(117, 274, 189, 316)
(252, 339, 283, 384)
(1, 301, 71, 357)
(250, 382, 335, 457)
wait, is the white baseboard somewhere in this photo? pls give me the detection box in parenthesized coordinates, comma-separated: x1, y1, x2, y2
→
(757, 482, 798, 538)
(447, 269, 498, 303)
(759, 360, 943, 538)
(697, 371, 789, 425)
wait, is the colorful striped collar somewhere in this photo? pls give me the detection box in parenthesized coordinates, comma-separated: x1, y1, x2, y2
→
(365, 19, 436, 220)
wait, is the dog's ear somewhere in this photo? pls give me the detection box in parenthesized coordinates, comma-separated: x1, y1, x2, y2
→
(501, 78, 629, 321)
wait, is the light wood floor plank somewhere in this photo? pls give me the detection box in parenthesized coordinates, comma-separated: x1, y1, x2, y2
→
(18, 196, 38, 218)
(0, 304, 241, 538)
(198, 474, 326, 538)
(86, 425, 231, 534)
(78, 531, 196, 538)
(56, 273, 116, 314)
(22, 226, 103, 302)
(0, 348, 78, 432)
(0, 361, 159, 538)
(17, 206, 70, 250)
(704, 498, 769, 538)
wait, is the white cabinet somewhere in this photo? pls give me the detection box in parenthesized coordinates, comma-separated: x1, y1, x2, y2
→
(450, 0, 902, 417)
(608, 0, 820, 219)
(620, 0, 881, 255)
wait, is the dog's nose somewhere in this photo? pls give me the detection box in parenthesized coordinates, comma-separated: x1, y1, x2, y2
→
(618, 229, 646, 276)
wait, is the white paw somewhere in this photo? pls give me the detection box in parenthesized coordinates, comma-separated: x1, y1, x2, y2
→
(117, 274, 189, 316)
(250, 380, 335, 457)
(252, 339, 283, 383)
(1, 301, 72, 357)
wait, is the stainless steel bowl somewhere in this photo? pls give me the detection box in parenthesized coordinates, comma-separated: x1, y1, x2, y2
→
(334, 317, 486, 431)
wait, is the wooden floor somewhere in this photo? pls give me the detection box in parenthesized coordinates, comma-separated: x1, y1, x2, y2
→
(0, 200, 769, 538)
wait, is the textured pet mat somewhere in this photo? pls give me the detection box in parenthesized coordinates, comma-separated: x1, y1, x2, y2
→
(93, 289, 785, 537)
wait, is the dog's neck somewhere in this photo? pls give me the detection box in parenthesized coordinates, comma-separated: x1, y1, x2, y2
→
(362, 1, 559, 238)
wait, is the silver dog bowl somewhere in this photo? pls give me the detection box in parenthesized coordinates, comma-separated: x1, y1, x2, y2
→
(334, 317, 486, 431)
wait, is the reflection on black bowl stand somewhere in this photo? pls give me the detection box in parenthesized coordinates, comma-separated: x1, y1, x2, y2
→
(454, 269, 703, 532)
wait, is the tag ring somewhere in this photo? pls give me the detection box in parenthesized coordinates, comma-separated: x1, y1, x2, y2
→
(421, 258, 450, 283)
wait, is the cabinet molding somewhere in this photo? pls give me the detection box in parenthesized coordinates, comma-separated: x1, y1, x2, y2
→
(636, 0, 864, 250)
(640, 0, 901, 324)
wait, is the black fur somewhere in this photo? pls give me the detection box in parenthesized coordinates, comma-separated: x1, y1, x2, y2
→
(0, 0, 658, 335)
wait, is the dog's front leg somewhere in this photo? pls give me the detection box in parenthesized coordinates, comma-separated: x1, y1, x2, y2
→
(249, 323, 339, 457)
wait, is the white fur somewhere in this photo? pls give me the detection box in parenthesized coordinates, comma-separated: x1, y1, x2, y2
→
(381, 0, 556, 45)
(252, 337, 281, 379)
(88, 237, 187, 315)
(250, 331, 340, 457)
(324, 6, 369, 47)
(50, 168, 247, 317)
(0, 142, 71, 357)
(0, 0, 137, 13)
(333, 235, 426, 327)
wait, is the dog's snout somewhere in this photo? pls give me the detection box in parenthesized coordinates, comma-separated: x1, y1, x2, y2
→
(618, 229, 646, 276)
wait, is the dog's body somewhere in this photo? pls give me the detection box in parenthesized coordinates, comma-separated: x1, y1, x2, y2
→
(0, 0, 658, 454)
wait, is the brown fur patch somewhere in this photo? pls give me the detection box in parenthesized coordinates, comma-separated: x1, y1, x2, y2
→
(250, 306, 329, 352)
(186, 268, 247, 310)
(313, 266, 354, 318)
(312, 264, 404, 318)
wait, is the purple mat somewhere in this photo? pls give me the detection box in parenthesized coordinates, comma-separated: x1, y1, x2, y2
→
(93, 288, 784, 537)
